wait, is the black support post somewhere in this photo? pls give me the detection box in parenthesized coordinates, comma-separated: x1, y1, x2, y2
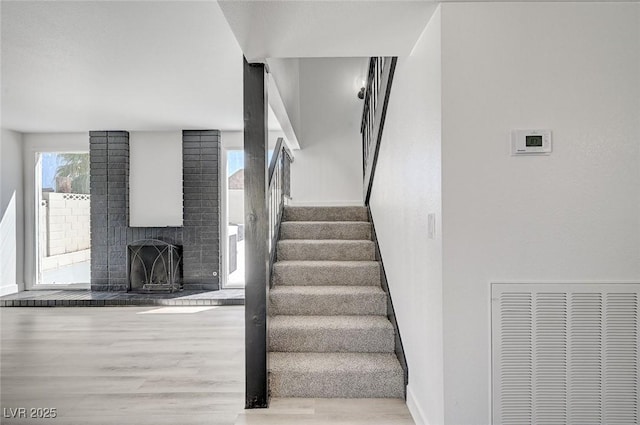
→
(243, 57, 269, 409)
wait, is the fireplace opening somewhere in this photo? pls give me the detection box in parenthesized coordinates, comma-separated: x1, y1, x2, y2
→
(127, 239, 182, 293)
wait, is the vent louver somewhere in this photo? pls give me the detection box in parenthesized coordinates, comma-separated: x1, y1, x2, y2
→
(492, 284, 639, 425)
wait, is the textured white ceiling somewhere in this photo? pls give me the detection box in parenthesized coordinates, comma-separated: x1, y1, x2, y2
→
(218, 0, 438, 61)
(1, 1, 249, 133)
(1, 0, 433, 134)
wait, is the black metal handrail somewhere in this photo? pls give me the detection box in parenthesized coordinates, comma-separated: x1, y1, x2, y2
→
(361, 56, 397, 204)
(267, 137, 293, 282)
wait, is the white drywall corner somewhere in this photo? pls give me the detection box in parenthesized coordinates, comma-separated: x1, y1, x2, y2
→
(0, 129, 24, 294)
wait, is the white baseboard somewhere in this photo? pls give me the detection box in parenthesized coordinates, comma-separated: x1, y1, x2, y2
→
(287, 199, 364, 207)
(407, 385, 428, 425)
(0, 284, 19, 297)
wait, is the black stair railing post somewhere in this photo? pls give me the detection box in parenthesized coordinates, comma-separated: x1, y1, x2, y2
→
(243, 56, 269, 409)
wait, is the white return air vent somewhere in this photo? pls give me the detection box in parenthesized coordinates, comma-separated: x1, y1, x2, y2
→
(492, 283, 639, 425)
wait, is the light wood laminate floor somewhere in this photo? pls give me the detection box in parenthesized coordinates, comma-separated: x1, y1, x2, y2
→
(235, 398, 415, 425)
(1, 306, 414, 425)
(1, 306, 244, 425)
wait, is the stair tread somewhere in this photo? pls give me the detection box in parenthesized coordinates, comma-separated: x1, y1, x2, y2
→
(278, 239, 374, 245)
(270, 285, 384, 295)
(270, 352, 402, 373)
(280, 221, 371, 239)
(281, 221, 371, 225)
(274, 260, 378, 266)
(270, 285, 387, 316)
(283, 206, 369, 222)
(270, 315, 393, 330)
(272, 260, 380, 286)
(277, 240, 375, 261)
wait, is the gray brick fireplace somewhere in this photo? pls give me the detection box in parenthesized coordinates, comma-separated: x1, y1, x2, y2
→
(89, 130, 221, 292)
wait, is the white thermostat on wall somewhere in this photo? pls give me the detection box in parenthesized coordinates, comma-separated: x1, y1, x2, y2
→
(511, 129, 552, 155)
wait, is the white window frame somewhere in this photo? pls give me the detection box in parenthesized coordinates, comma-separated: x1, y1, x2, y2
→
(23, 133, 90, 290)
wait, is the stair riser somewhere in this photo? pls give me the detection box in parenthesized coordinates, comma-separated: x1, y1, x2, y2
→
(280, 222, 371, 240)
(269, 327, 394, 353)
(272, 264, 380, 286)
(270, 293, 387, 316)
(270, 371, 404, 398)
(283, 207, 369, 222)
(277, 242, 375, 261)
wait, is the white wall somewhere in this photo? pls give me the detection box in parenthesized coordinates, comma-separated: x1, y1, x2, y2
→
(267, 58, 302, 149)
(22, 132, 89, 289)
(369, 8, 443, 425)
(290, 57, 367, 206)
(440, 3, 640, 424)
(1, 129, 24, 295)
(129, 131, 183, 227)
(221, 130, 284, 151)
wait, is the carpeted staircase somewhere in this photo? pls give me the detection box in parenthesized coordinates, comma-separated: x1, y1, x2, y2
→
(268, 206, 404, 398)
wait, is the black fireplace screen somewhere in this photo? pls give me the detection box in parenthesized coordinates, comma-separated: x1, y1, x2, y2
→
(127, 239, 182, 293)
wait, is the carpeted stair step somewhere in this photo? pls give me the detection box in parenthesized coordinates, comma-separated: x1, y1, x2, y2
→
(272, 261, 380, 286)
(280, 221, 371, 240)
(269, 315, 394, 353)
(283, 206, 369, 222)
(269, 352, 404, 398)
(270, 286, 387, 316)
(277, 240, 375, 261)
